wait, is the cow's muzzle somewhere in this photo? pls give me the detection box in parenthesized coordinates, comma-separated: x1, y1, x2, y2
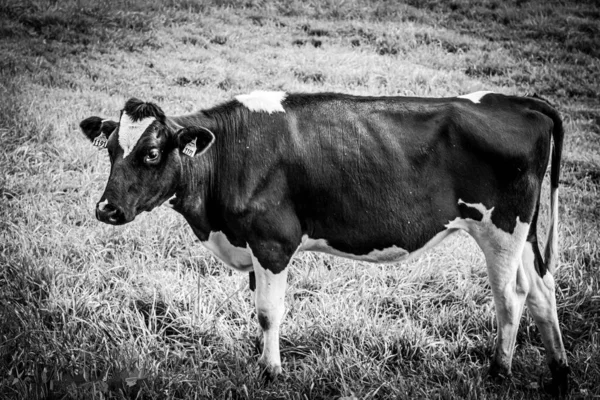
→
(96, 200, 127, 225)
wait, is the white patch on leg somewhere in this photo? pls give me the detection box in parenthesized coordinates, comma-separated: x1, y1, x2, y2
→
(457, 91, 493, 104)
(235, 91, 287, 114)
(518, 243, 533, 296)
(542, 272, 555, 291)
(118, 113, 156, 158)
(201, 232, 253, 272)
(521, 242, 567, 369)
(449, 199, 530, 373)
(250, 251, 290, 376)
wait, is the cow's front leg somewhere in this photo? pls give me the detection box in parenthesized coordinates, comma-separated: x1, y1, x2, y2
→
(250, 251, 288, 378)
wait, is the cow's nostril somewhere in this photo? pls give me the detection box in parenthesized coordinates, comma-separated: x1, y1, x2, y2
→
(110, 207, 124, 221)
(103, 203, 117, 213)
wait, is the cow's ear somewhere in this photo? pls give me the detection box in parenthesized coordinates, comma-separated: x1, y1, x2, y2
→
(177, 126, 215, 157)
(80, 117, 118, 148)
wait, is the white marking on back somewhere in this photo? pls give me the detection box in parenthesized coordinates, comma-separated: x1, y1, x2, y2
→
(235, 91, 286, 114)
(118, 113, 156, 158)
(457, 91, 493, 104)
(201, 231, 253, 272)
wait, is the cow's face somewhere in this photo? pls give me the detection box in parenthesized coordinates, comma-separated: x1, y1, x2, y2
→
(80, 98, 214, 225)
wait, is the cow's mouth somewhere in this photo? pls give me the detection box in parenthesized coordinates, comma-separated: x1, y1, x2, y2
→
(96, 202, 129, 225)
(107, 215, 128, 225)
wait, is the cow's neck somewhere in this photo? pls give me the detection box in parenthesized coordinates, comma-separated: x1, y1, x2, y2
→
(167, 114, 218, 241)
(170, 148, 214, 240)
(168, 108, 244, 242)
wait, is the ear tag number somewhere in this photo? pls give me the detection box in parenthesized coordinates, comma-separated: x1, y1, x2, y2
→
(93, 133, 108, 148)
(183, 138, 197, 157)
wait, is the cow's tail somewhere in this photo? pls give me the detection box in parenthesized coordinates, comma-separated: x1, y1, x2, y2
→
(538, 98, 564, 275)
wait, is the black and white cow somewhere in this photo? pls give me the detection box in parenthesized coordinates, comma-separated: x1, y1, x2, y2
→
(80, 90, 569, 392)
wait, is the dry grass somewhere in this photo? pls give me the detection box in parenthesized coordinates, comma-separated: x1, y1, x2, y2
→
(1, 0, 599, 398)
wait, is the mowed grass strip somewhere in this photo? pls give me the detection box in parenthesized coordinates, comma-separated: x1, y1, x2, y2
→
(1, 0, 599, 398)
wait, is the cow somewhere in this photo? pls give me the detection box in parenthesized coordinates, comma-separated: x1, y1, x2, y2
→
(79, 90, 569, 392)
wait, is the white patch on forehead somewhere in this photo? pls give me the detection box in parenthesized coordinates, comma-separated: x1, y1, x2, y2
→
(235, 91, 287, 114)
(118, 113, 156, 158)
(457, 91, 493, 104)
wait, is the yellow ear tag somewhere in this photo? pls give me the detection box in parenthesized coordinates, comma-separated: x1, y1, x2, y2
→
(182, 138, 197, 157)
(93, 133, 108, 148)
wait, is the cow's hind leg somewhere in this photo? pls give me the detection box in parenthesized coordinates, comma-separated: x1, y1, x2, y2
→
(461, 215, 531, 379)
(483, 238, 530, 379)
(521, 239, 569, 393)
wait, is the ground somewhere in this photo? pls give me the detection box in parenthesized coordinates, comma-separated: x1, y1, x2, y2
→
(0, 0, 599, 398)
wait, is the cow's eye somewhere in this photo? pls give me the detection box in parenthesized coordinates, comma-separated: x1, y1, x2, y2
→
(144, 148, 161, 165)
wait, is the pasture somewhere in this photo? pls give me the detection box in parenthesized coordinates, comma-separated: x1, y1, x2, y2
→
(1, 0, 599, 398)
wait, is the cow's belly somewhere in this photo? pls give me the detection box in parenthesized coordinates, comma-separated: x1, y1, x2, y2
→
(299, 228, 457, 264)
(200, 227, 458, 271)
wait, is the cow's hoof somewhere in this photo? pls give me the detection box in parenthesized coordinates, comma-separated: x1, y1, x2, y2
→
(545, 361, 570, 396)
(488, 362, 511, 382)
(258, 359, 282, 383)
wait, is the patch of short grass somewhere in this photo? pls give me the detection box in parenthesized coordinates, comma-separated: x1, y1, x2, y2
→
(1, 0, 599, 398)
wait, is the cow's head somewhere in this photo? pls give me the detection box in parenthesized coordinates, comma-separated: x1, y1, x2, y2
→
(80, 98, 214, 225)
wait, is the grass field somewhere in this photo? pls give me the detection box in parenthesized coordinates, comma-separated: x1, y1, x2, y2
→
(1, 0, 599, 398)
